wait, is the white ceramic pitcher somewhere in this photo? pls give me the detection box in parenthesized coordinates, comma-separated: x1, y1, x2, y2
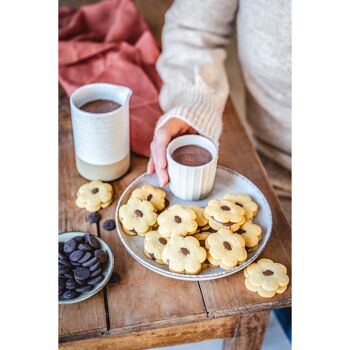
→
(70, 83, 132, 181)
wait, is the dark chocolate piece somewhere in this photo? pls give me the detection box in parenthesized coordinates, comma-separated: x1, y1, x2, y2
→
(103, 219, 116, 231)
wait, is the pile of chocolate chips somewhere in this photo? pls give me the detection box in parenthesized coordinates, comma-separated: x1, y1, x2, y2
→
(59, 233, 108, 300)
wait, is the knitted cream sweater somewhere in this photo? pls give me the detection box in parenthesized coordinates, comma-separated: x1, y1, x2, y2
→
(156, 0, 291, 170)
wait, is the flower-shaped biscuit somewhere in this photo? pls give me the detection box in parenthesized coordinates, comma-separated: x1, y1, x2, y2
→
(244, 258, 289, 298)
(205, 199, 245, 232)
(188, 206, 208, 229)
(236, 220, 262, 249)
(157, 205, 197, 238)
(144, 230, 168, 264)
(131, 185, 166, 212)
(224, 194, 258, 219)
(119, 198, 157, 234)
(162, 235, 206, 274)
(205, 228, 247, 269)
(76, 180, 113, 212)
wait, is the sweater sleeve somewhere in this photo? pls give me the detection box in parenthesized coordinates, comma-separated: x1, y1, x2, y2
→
(156, 0, 237, 144)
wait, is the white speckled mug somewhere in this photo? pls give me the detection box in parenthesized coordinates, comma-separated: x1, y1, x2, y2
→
(166, 135, 218, 201)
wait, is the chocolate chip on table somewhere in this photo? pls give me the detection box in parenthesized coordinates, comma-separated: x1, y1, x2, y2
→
(103, 219, 116, 231)
(89, 260, 101, 272)
(90, 267, 102, 278)
(78, 243, 93, 251)
(108, 272, 121, 286)
(82, 256, 98, 267)
(74, 267, 90, 280)
(69, 250, 85, 262)
(75, 285, 92, 293)
(64, 239, 78, 254)
(88, 212, 101, 224)
(94, 249, 107, 264)
(62, 289, 79, 300)
(78, 251, 92, 264)
(87, 212, 101, 224)
(87, 275, 103, 285)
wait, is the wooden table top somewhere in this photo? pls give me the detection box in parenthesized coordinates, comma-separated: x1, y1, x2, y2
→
(59, 88, 291, 343)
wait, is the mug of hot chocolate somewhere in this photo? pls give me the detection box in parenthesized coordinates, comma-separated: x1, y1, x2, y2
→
(70, 83, 132, 181)
(166, 135, 218, 200)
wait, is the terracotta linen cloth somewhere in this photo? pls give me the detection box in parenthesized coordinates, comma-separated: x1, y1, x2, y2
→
(59, 0, 162, 157)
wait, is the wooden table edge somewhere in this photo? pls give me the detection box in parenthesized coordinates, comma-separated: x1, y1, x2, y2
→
(59, 297, 291, 344)
(59, 314, 240, 349)
(208, 298, 291, 318)
(59, 312, 207, 343)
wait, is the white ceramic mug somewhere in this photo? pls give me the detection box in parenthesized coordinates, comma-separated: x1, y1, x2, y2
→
(166, 135, 218, 200)
(70, 83, 132, 181)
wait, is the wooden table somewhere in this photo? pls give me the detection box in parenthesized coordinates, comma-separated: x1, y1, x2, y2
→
(59, 85, 291, 349)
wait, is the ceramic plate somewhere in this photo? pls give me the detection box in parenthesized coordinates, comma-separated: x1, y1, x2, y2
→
(58, 232, 114, 304)
(115, 166, 272, 281)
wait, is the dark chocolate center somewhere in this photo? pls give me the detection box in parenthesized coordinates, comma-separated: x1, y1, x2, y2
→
(223, 241, 232, 250)
(158, 238, 167, 245)
(91, 188, 99, 194)
(180, 247, 190, 256)
(235, 202, 243, 207)
(263, 269, 274, 276)
(134, 209, 143, 217)
(147, 194, 153, 201)
(174, 215, 182, 223)
(221, 205, 230, 211)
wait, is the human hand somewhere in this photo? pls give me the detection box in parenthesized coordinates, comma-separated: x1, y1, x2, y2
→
(147, 118, 197, 187)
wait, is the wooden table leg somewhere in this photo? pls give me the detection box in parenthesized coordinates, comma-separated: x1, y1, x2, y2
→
(223, 310, 271, 350)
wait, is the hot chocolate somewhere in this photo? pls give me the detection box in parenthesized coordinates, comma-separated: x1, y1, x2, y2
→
(80, 99, 120, 114)
(172, 144, 212, 166)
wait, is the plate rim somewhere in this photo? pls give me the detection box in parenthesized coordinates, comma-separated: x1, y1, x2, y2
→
(58, 231, 114, 304)
(115, 165, 273, 281)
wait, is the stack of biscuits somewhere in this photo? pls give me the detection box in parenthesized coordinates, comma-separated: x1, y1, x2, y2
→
(118, 185, 263, 275)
